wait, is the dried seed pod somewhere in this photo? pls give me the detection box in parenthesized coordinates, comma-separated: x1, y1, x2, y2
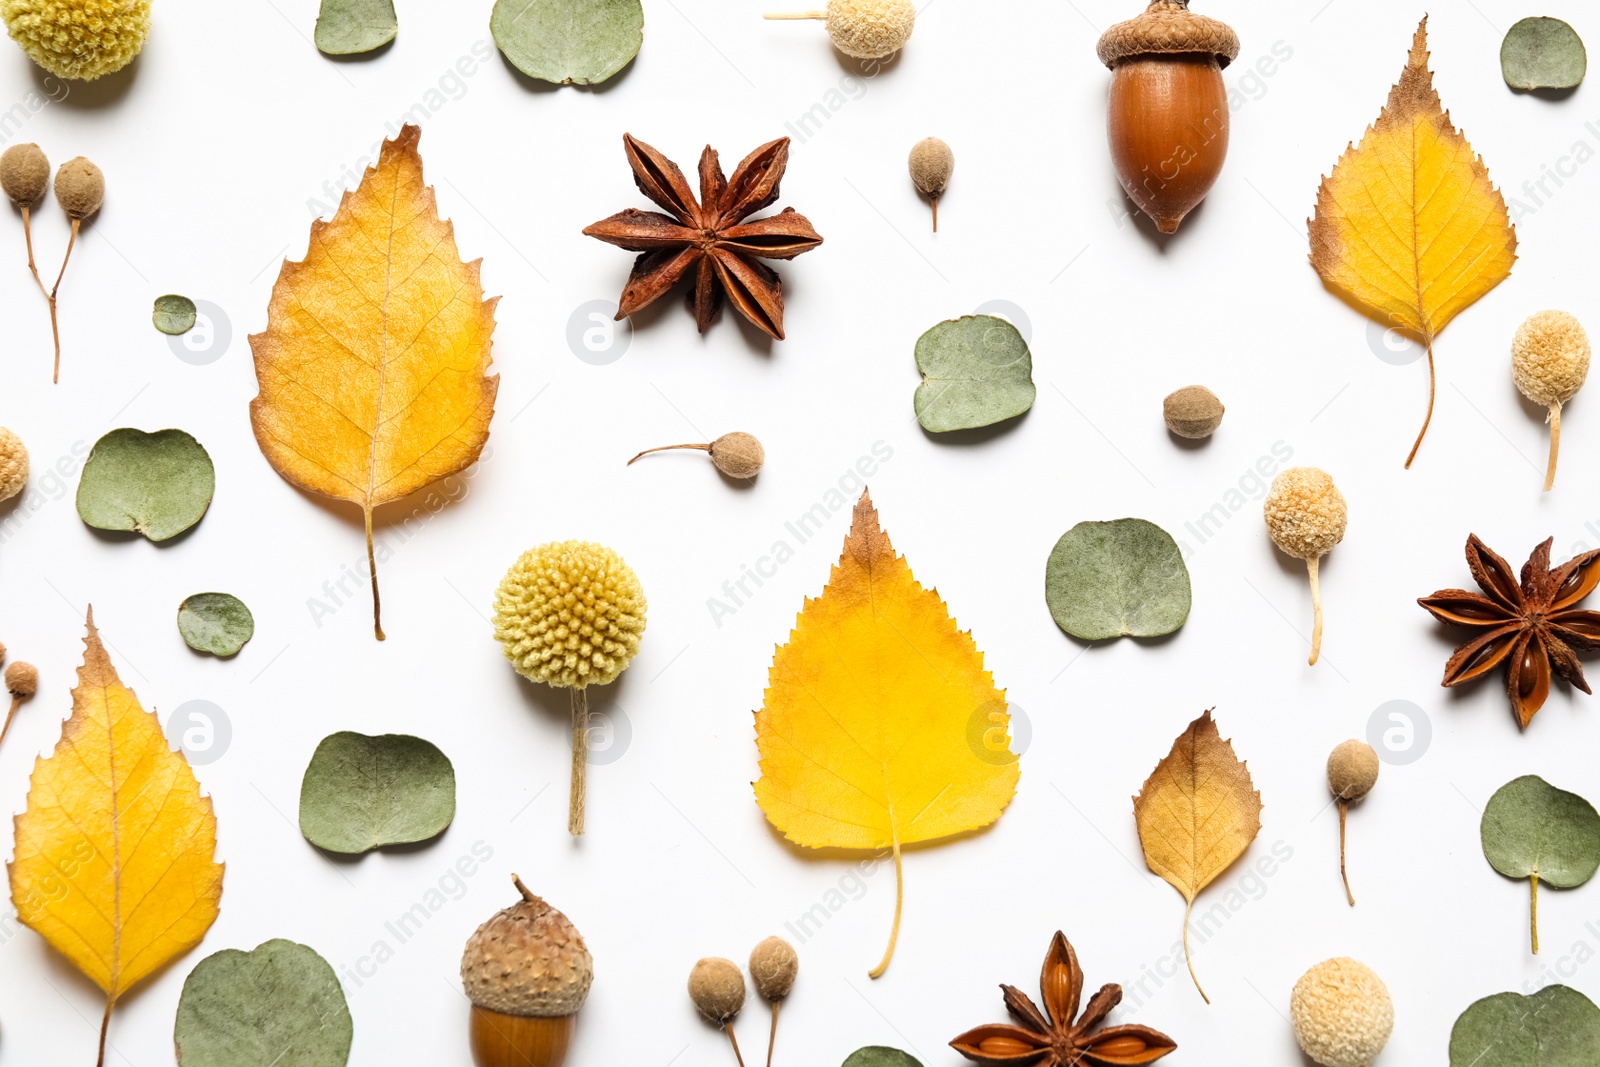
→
(908, 137, 953, 231)
(1162, 385, 1224, 438)
(750, 937, 798, 1067)
(1263, 467, 1347, 666)
(629, 432, 764, 479)
(1512, 310, 1589, 492)
(0, 143, 47, 208)
(764, 0, 915, 60)
(1327, 740, 1379, 906)
(0, 426, 28, 502)
(1097, 1, 1239, 234)
(54, 157, 103, 221)
(689, 957, 747, 1066)
(1291, 958, 1394, 1067)
(2, 659, 37, 750)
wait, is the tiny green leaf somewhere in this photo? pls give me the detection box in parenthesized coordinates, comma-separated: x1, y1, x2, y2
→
(76, 428, 215, 542)
(1481, 775, 1600, 954)
(843, 1049, 924, 1067)
(299, 732, 456, 854)
(1045, 519, 1191, 640)
(152, 294, 197, 335)
(913, 315, 1036, 433)
(490, 0, 644, 86)
(175, 939, 353, 1067)
(1449, 985, 1600, 1066)
(1502, 17, 1587, 90)
(178, 593, 255, 657)
(315, 0, 398, 55)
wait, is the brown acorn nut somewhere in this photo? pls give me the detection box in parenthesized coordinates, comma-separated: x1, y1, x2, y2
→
(1097, 0, 1239, 234)
(461, 876, 593, 1067)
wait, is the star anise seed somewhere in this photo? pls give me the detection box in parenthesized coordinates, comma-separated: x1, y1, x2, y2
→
(951, 932, 1176, 1067)
(1418, 534, 1600, 729)
(582, 134, 823, 340)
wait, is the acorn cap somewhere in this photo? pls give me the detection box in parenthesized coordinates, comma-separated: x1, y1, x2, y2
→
(460, 877, 593, 1018)
(1096, 0, 1240, 70)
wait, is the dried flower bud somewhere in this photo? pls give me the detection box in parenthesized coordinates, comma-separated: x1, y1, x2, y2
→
(1163, 385, 1225, 439)
(0, 143, 48, 208)
(54, 157, 104, 221)
(709, 432, 764, 479)
(688, 957, 745, 1026)
(6, 662, 38, 700)
(908, 137, 953, 200)
(1327, 740, 1379, 803)
(749, 937, 797, 1002)
(0, 426, 30, 503)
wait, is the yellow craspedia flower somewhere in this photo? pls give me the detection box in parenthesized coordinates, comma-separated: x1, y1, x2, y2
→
(493, 541, 646, 689)
(1, 0, 150, 81)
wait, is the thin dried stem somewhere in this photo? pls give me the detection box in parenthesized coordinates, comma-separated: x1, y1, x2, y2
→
(1544, 401, 1562, 492)
(48, 217, 78, 384)
(867, 838, 903, 979)
(569, 686, 589, 836)
(725, 1025, 747, 1067)
(1307, 556, 1324, 666)
(766, 1001, 781, 1067)
(0, 695, 22, 749)
(931, 198, 939, 233)
(1338, 798, 1355, 906)
(364, 506, 384, 641)
(96, 994, 112, 1067)
(1181, 898, 1209, 1004)
(511, 872, 536, 903)
(628, 443, 710, 465)
(763, 11, 827, 19)
(1405, 336, 1435, 468)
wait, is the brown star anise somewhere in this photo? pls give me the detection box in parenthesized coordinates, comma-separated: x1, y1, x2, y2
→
(581, 134, 823, 340)
(1418, 535, 1600, 729)
(950, 932, 1176, 1067)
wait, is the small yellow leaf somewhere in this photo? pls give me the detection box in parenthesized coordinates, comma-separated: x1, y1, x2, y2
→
(1309, 17, 1517, 468)
(9, 609, 223, 1063)
(754, 489, 1018, 978)
(1133, 709, 1261, 1004)
(250, 124, 499, 640)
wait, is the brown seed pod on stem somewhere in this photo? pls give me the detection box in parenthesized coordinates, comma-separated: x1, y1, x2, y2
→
(2, 659, 37, 748)
(629, 432, 764, 479)
(1327, 740, 1379, 906)
(690, 957, 748, 1067)
(749, 937, 797, 1067)
(32, 156, 103, 383)
(908, 138, 953, 231)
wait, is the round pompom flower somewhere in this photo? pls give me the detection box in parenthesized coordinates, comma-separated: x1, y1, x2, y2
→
(493, 541, 646, 836)
(1512, 309, 1589, 491)
(1, 0, 151, 81)
(1264, 467, 1347, 666)
(1290, 958, 1393, 1067)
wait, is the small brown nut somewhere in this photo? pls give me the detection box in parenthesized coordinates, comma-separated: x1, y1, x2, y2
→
(54, 157, 104, 221)
(0, 143, 48, 208)
(709, 432, 764, 479)
(1327, 740, 1379, 802)
(908, 137, 953, 200)
(688, 957, 745, 1025)
(6, 662, 38, 700)
(749, 936, 797, 1001)
(1163, 385, 1225, 438)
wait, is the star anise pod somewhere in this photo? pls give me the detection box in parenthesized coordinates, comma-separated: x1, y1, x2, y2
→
(950, 932, 1176, 1067)
(581, 134, 823, 340)
(1418, 535, 1600, 729)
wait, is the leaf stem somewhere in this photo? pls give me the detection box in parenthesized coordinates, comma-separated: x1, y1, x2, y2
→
(1531, 874, 1540, 955)
(1544, 401, 1562, 492)
(1181, 898, 1210, 1004)
(766, 1000, 781, 1067)
(96, 994, 112, 1067)
(1404, 336, 1435, 468)
(364, 506, 385, 641)
(628, 443, 710, 465)
(868, 838, 902, 979)
(1338, 798, 1355, 906)
(1307, 556, 1323, 667)
(569, 686, 589, 836)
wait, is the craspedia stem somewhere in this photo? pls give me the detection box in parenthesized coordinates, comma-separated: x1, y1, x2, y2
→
(1545, 401, 1562, 492)
(570, 687, 589, 836)
(763, 10, 827, 18)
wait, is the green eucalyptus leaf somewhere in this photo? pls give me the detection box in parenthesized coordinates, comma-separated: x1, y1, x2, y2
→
(178, 593, 255, 657)
(299, 732, 455, 854)
(842, 1049, 924, 1067)
(152, 294, 197, 335)
(913, 315, 1036, 433)
(1449, 985, 1600, 1066)
(175, 939, 353, 1067)
(1045, 519, 1191, 641)
(315, 0, 398, 55)
(1481, 775, 1600, 953)
(1502, 17, 1587, 90)
(76, 428, 215, 542)
(491, 0, 644, 86)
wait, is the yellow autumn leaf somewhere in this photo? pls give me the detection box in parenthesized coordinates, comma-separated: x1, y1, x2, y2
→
(250, 123, 499, 640)
(1132, 709, 1261, 1005)
(9, 609, 223, 1065)
(1309, 16, 1517, 468)
(754, 489, 1018, 978)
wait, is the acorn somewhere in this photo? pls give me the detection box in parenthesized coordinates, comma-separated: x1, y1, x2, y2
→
(1097, 1, 1240, 234)
(461, 876, 593, 1067)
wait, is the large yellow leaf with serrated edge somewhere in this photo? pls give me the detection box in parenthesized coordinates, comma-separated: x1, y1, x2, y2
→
(9, 608, 223, 1064)
(1309, 16, 1516, 468)
(250, 123, 499, 640)
(754, 489, 1018, 979)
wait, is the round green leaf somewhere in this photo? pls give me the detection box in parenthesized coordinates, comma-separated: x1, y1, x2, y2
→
(843, 1049, 924, 1067)
(152, 293, 197, 335)
(175, 939, 353, 1067)
(1481, 775, 1600, 888)
(1450, 985, 1600, 1066)
(316, 0, 397, 54)
(913, 315, 1036, 433)
(178, 593, 255, 657)
(299, 732, 456, 854)
(491, 0, 644, 86)
(76, 428, 215, 542)
(1045, 518, 1191, 640)
(1502, 17, 1587, 90)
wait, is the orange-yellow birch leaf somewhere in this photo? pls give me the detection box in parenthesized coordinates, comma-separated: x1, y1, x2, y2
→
(9, 608, 223, 1066)
(249, 123, 499, 640)
(754, 489, 1019, 979)
(1132, 709, 1261, 1005)
(1309, 17, 1517, 468)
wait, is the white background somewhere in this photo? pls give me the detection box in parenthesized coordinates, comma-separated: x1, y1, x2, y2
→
(0, 0, 1597, 1064)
